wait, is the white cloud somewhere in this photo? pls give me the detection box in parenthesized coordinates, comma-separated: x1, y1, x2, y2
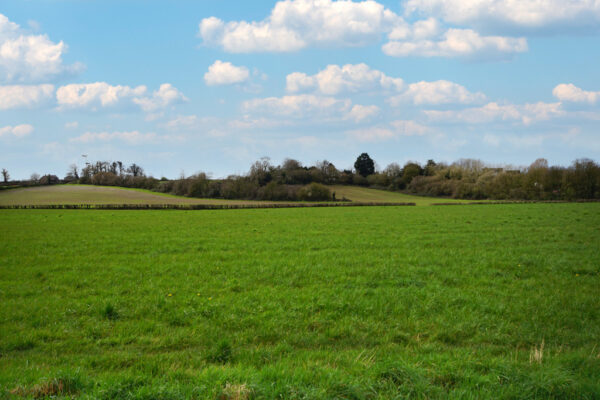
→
(553, 83, 600, 104)
(390, 119, 430, 135)
(65, 121, 79, 129)
(198, 0, 533, 60)
(346, 104, 380, 122)
(347, 126, 396, 141)
(242, 93, 380, 124)
(0, 13, 83, 83)
(0, 124, 34, 138)
(56, 82, 146, 109)
(165, 115, 199, 129)
(132, 83, 187, 112)
(424, 101, 563, 125)
(0, 84, 54, 109)
(242, 94, 352, 119)
(204, 60, 250, 86)
(403, 0, 600, 32)
(346, 119, 429, 141)
(287, 63, 484, 105)
(388, 80, 485, 105)
(56, 82, 186, 112)
(199, 0, 401, 52)
(228, 117, 291, 130)
(286, 63, 404, 95)
(69, 131, 159, 145)
(383, 28, 527, 59)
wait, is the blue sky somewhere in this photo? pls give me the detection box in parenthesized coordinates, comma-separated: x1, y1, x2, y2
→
(1, 0, 599, 179)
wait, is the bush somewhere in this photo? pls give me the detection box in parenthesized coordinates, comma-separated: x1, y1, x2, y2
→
(91, 172, 121, 186)
(298, 183, 331, 201)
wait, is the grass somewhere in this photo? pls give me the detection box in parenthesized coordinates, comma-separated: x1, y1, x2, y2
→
(0, 184, 459, 206)
(330, 185, 475, 206)
(1, 204, 599, 398)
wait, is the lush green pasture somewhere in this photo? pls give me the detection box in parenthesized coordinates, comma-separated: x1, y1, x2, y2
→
(1, 204, 599, 399)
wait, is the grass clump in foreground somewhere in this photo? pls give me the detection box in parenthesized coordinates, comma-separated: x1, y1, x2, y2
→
(0, 204, 599, 398)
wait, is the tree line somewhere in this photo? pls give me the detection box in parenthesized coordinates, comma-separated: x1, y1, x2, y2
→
(2, 154, 599, 200)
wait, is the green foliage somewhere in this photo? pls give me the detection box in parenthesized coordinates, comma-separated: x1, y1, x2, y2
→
(297, 182, 331, 201)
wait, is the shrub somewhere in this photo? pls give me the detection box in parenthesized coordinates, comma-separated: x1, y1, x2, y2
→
(298, 183, 331, 201)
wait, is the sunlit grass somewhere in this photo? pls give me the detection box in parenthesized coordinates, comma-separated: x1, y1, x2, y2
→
(1, 204, 599, 398)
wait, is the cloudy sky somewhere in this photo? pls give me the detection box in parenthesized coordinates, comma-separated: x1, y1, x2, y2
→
(1, 0, 599, 179)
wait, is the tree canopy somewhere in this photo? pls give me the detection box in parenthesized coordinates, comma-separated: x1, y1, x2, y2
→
(354, 153, 375, 177)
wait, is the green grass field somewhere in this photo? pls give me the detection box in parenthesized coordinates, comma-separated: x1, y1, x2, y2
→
(1, 204, 599, 399)
(0, 184, 468, 207)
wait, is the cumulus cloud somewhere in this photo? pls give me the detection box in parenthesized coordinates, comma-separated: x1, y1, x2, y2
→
(383, 28, 527, 59)
(0, 124, 34, 138)
(198, 0, 532, 60)
(132, 84, 187, 112)
(286, 63, 404, 95)
(553, 83, 600, 104)
(242, 94, 353, 119)
(346, 104, 380, 122)
(242, 93, 379, 123)
(424, 101, 563, 125)
(0, 84, 54, 109)
(199, 0, 401, 52)
(287, 63, 483, 105)
(0, 13, 83, 83)
(402, 0, 600, 33)
(347, 119, 429, 141)
(204, 60, 250, 86)
(56, 82, 186, 112)
(388, 80, 486, 105)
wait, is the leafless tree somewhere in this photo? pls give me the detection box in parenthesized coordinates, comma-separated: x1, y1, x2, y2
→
(67, 164, 79, 180)
(128, 163, 144, 177)
(30, 173, 40, 183)
(1, 168, 9, 183)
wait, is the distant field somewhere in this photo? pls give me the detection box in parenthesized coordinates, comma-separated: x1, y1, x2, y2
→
(0, 185, 262, 206)
(0, 184, 459, 206)
(330, 185, 472, 206)
(1, 204, 599, 398)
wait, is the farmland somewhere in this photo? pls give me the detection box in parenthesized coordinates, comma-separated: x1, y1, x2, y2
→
(0, 184, 469, 207)
(1, 203, 599, 399)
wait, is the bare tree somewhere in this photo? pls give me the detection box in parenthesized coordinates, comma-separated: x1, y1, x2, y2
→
(67, 164, 79, 180)
(127, 163, 144, 177)
(1, 168, 9, 183)
(30, 173, 40, 183)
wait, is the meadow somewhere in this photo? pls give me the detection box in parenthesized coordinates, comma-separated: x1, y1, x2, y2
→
(1, 203, 599, 399)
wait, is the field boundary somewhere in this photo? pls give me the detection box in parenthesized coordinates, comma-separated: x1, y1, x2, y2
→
(0, 202, 416, 210)
(431, 199, 600, 206)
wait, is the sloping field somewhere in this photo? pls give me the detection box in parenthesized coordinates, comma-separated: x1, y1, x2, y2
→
(1, 204, 599, 398)
(330, 185, 470, 206)
(0, 185, 262, 206)
(0, 184, 452, 206)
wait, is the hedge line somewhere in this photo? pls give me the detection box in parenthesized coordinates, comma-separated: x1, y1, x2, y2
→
(431, 199, 600, 206)
(0, 202, 415, 210)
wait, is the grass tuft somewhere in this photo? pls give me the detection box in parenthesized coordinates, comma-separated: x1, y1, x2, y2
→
(206, 340, 234, 364)
(102, 302, 119, 320)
